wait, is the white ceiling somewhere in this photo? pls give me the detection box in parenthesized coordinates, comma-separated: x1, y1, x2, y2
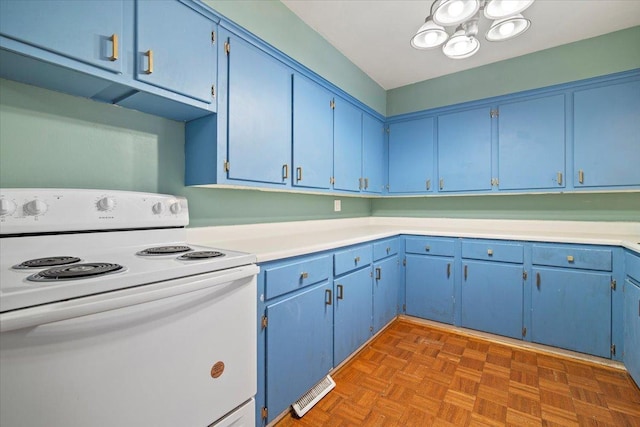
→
(280, 0, 640, 90)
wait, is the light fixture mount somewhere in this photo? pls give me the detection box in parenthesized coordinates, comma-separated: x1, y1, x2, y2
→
(411, 0, 535, 59)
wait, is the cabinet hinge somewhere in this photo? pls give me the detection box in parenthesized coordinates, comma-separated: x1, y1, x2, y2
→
(211, 30, 216, 44)
(402, 304, 406, 312)
(330, 99, 335, 110)
(611, 280, 616, 290)
(402, 258, 406, 266)
(223, 160, 230, 172)
(261, 315, 268, 329)
(369, 326, 373, 332)
(224, 41, 230, 55)
(261, 407, 268, 419)
(211, 84, 215, 98)
(330, 176, 335, 185)
(490, 109, 499, 118)
(611, 344, 616, 355)
(522, 327, 527, 337)
(385, 127, 390, 134)
(523, 271, 528, 280)
(491, 178, 499, 187)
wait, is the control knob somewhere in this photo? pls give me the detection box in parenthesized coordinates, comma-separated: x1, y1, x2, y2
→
(0, 198, 17, 216)
(169, 201, 182, 214)
(24, 199, 47, 216)
(152, 202, 165, 215)
(97, 197, 116, 211)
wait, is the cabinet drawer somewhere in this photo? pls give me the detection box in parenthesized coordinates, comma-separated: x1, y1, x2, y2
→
(532, 244, 612, 271)
(373, 238, 399, 261)
(462, 240, 523, 263)
(627, 252, 640, 282)
(405, 236, 455, 257)
(334, 245, 372, 276)
(264, 255, 331, 300)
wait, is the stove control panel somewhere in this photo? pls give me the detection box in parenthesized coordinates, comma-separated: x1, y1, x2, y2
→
(0, 189, 189, 235)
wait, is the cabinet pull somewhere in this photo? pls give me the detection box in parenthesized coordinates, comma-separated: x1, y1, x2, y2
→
(425, 245, 430, 252)
(439, 179, 444, 190)
(337, 284, 344, 300)
(536, 272, 541, 289)
(487, 249, 493, 256)
(426, 179, 431, 191)
(375, 267, 381, 281)
(557, 172, 563, 185)
(447, 263, 451, 278)
(386, 247, 391, 254)
(325, 289, 332, 305)
(300, 272, 308, 280)
(464, 265, 468, 280)
(567, 255, 574, 263)
(364, 178, 369, 190)
(578, 169, 584, 184)
(282, 164, 289, 179)
(145, 49, 154, 74)
(354, 256, 360, 263)
(296, 167, 303, 182)
(109, 34, 118, 61)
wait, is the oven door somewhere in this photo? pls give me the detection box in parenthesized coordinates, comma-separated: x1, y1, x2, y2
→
(0, 265, 258, 427)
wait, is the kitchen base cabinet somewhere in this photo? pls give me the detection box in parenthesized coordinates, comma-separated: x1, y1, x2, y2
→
(461, 260, 523, 339)
(531, 268, 612, 358)
(265, 282, 333, 424)
(624, 252, 640, 387)
(405, 255, 454, 324)
(334, 266, 373, 366)
(373, 255, 399, 333)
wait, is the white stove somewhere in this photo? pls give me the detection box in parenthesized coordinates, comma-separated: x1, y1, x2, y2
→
(0, 189, 258, 427)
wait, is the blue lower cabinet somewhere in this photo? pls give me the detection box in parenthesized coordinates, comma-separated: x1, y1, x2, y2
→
(461, 260, 524, 339)
(265, 281, 333, 423)
(333, 267, 373, 366)
(531, 267, 612, 358)
(373, 256, 399, 333)
(624, 278, 640, 387)
(405, 254, 454, 324)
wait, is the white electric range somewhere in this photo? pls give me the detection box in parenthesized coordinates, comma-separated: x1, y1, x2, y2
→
(0, 188, 258, 427)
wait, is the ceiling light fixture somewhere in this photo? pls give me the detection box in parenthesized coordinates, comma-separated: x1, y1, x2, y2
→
(410, 0, 534, 59)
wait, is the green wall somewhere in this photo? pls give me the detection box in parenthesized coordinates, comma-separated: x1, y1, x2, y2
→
(203, 0, 386, 116)
(387, 26, 640, 116)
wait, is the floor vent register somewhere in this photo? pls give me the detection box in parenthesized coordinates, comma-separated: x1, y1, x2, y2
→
(292, 375, 336, 417)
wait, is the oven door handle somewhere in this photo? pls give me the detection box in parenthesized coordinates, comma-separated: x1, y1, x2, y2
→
(0, 264, 259, 332)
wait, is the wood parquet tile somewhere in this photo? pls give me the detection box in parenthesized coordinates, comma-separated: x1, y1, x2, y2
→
(275, 319, 640, 427)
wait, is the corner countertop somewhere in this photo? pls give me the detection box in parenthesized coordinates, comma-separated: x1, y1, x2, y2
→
(186, 217, 640, 263)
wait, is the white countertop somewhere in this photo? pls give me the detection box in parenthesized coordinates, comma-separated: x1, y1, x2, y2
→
(186, 217, 640, 263)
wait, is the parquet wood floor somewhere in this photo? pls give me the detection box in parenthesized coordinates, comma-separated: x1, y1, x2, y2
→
(275, 319, 640, 427)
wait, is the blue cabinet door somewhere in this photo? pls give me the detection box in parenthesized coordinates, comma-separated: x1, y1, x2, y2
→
(388, 117, 434, 193)
(265, 282, 333, 422)
(333, 97, 363, 192)
(405, 254, 455, 324)
(0, 0, 124, 73)
(226, 35, 292, 185)
(531, 268, 611, 358)
(461, 260, 523, 339)
(624, 278, 640, 387)
(292, 74, 333, 190)
(334, 268, 372, 365)
(373, 256, 399, 333)
(498, 95, 566, 190)
(135, 0, 216, 104)
(438, 107, 492, 192)
(362, 114, 385, 194)
(574, 80, 640, 187)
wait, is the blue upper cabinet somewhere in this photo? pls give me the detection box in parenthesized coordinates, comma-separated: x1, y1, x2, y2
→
(0, 0, 124, 74)
(333, 97, 363, 192)
(362, 114, 385, 194)
(437, 107, 492, 192)
(225, 34, 292, 185)
(388, 117, 434, 193)
(498, 94, 566, 190)
(573, 79, 640, 188)
(133, 0, 216, 105)
(292, 74, 333, 190)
